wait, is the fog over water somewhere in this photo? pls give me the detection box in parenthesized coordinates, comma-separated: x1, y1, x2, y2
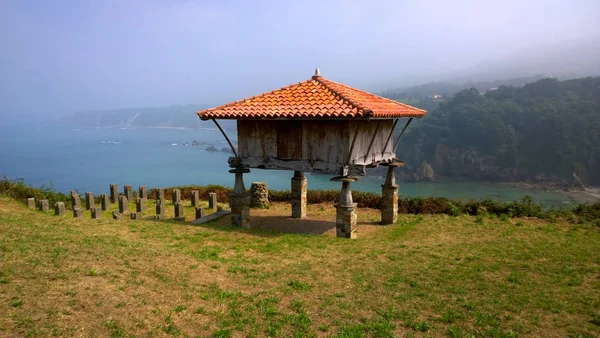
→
(1, 0, 599, 120)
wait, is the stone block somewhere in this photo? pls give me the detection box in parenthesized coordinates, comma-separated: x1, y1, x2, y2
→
(174, 201, 184, 221)
(124, 185, 133, 201)
(195, 207, 205, 219)
(118, 195, 128, 213)
(155, 188, 165, 201)
(38, 199, 49, 212)
(229, 192, 250, 228)
(85, 192, 94, 210)
(73, 208, 83, 218)
(250, 182, 269, 208)
(110, 184, 118, 203)
(335, 203, 357, 239)
(54, 202, 65, 216)
(91, 207, 102, 219)
(70, 192, 81, 209)
(291, 172, 307, 218)
(139, 186, 148, 200)
(156, 200, 165, 218)
(208, 192, 217, 210)
(112, 210, 122, 220)
(101, 194, 110, 211)
(27, 198, 35, 209)
(191, 190, 200, 207)
(381, 185, 399, 225)
(136, 197, 145, 213)
(172, 189, 181, 203)
(130, 212, 143, 220)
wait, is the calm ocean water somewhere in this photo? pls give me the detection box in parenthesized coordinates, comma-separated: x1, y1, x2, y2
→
(0, 124, 577, 207)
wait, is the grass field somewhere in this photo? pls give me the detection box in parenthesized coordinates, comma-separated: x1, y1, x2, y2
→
(0, 196, 599, 337)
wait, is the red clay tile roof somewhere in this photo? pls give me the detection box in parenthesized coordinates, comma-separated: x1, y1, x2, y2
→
(197, 74, 426, 120)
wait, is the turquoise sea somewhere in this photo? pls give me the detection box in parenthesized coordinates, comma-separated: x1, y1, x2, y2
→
(0, 124, 579, 207)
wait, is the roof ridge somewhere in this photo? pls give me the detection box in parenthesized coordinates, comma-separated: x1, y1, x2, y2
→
(312, 76, 370, 116)
(315, 77, 426, 114)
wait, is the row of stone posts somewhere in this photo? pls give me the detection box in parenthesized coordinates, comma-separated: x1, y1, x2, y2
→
(28, 184, 219, 222)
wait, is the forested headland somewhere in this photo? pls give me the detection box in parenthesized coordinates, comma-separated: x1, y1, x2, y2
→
(392, 77, 600, 186)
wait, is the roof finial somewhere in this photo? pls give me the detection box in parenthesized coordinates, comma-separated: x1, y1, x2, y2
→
(314, 68, 321, 77)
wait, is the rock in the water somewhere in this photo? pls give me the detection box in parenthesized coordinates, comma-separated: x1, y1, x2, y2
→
(205, 146, 218, 152)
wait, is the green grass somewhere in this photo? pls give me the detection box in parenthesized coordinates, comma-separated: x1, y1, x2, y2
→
(0, 196, 599, 337)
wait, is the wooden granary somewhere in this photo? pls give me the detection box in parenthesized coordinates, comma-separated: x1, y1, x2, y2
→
(197, 69, 426, 238)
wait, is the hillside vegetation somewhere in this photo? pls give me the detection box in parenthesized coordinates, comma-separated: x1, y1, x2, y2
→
(396, 77, 600, 186)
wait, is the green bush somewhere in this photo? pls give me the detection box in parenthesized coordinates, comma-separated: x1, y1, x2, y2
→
(0, 177, 70, 208)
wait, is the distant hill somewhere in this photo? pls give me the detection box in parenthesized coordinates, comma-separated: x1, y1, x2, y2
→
(57, 104, 235, 131)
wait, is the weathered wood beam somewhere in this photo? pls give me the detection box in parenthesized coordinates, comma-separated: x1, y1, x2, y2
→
(212, 119, 239, 159)
(229, 156, 367, 176)
(392, 118, 413, 155)
(363, 120, 382, 162)
(381, 119, 399, 156)
(346, 125, 360, 165)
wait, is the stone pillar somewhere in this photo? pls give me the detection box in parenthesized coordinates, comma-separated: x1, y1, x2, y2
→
(174, 202, 185, 221)
(124, 185, 133, 201)
(70, 191, 81, 209)
(112, 210, 122, 220)
(208, 192, 218, 210)
(101, 194, 110, 211)
(229, 168, 250, 228)
(172, 189, 181, 203)
(27, 198, 35, 209)
(250, 182, 269, 209)
(156, 188, 165, 201)
(191, 190, 200, 207)
(195, 207, 205, 219)
(73, 208, 83, 218)
(381, 164, 400, 225)
(333, 177, 358, 239)
(155, 200, 165, 220)
(91, 207, 102, 219)
(39, 199, 49, 212)
(85, 192, 94, 210)
(136, 198, 145, 213)
(54, 202, 65, 216)
(139, 186, 148, 200)
(119, 196, 128, 213)
(110, 184, 118, 203)
(291, 171, 307, 218)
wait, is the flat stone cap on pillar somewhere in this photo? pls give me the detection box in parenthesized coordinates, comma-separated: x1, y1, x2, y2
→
(330, 176, 360, 183)
(229, 168, 250, 174)
(380, 159, 405, 167)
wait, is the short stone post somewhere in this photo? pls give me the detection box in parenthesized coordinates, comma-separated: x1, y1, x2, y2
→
(70, 191, 81, 209)
(101, 194, 110, 211)
(38, 199, 49, 212)
(73, 208, 83, 218)
(110, 184, 118, 203)
(381, 163, 402, 225)
(85, 192, 94, 210)
(112, 210, 122, 220)
(155, 200, 165, 220)
(229, 168, 250, 228)
(174, 202, 185, 221)
(156, 188, 165, 201)
(250, 182, 269, 209)
(195, 207, 205, 219)
(191, 190, 200, 207)
(91, 207, 102, 219)
(124, 185, 133, 201)
(130, 212, 142, 220)
(54, 202, 65, 216)
(209, 192, 218, 210)
(27, 198, 35, 209)
(333, 177, 358, 239)
(172, 189, 181, 203)
(136, 198, 145, 213)
(139, 186, 148, 200)
(291, 171, 307, 218)
(119, 195, 128, 214)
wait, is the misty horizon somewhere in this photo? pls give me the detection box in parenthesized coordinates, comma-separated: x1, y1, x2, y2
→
(1, 0, 599, 119)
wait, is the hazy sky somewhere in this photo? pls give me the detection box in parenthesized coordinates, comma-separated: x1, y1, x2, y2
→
(1, 0, 599, 117)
